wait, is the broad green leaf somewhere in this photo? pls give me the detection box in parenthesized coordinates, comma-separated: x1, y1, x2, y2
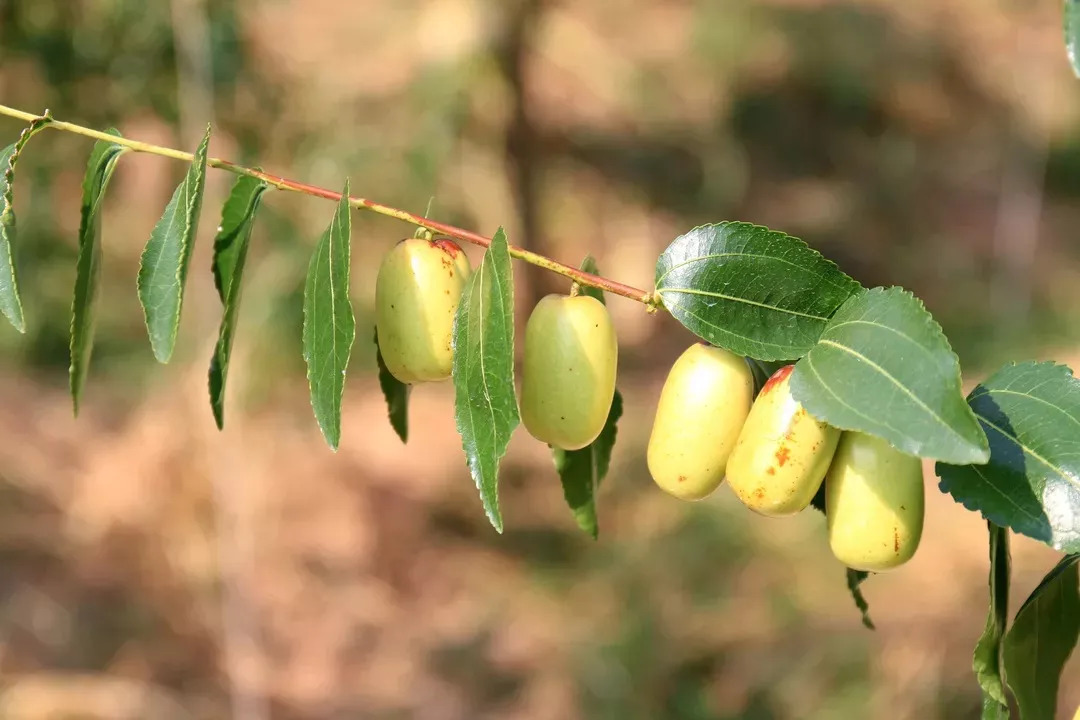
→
(0, 113, 53, 332)
(70, 130, 127, 415)
(303, 181, 355, 451)
(208, 174, 269, 429)
(452, 226, 519, 532)
(973, 523, 1011, 718)
(937, 362, 1080, 553)
(846, 569, 874, 630)
(1003, 555, 1080, 720)
(553, 255, 624, 538)
(1067, 0, 1080, 78)
(137, 124, 211, 363)
(809, 489, 875, 629)
(790, 287, 989, 464)
(374, 326, 409, 443)
(654, 222, 861, 360)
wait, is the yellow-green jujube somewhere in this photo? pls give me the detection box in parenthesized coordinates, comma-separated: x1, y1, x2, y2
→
(520, 293, 618, 451)
(375, 237, 472, 384)
(647, 344, 754, 501)
(726, 365, 841, 516)
(826, 432, 925, 572)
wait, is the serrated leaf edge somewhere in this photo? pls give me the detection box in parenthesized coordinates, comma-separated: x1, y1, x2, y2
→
(136, 124, 211, 363)
(0, 112, 54, 332)
(794, 285, 989, 463)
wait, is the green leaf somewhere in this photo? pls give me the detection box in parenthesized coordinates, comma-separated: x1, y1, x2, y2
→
(575, 254, 606, 304)
(654, 222, 861, 360)
(1067, 0, 1080, 78)
(69, 130, 127, 415)
(207, 174, 269, 429)
(552, 255, 623, 538)
(137, 124, 211, 363)
(790, 287, 989, 464)
(1003, 555, 1080, 720)
(846, 569, 874, 630)
(374, 326, 409, 443)
(452, 226, 519, 533)
(0, 112, 54, 332)
(554, 385, 622, 539)
(302, 180, 355, 451)
(937, 362, 1080, 553)
(973, 523, 1011, 718)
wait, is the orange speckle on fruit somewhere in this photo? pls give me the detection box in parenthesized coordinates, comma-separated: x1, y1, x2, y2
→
(775, 446, 791, 467)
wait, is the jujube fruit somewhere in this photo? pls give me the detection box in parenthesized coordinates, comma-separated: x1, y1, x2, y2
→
(520, 293, 618, 450)
(726, 365, 841, 516)
(647, 343, 753, 501)
(826, 431, 925, 572)
(375, 237, 471, 383)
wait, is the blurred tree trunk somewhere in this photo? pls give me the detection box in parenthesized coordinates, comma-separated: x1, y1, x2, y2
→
(494, 0, 549, 308)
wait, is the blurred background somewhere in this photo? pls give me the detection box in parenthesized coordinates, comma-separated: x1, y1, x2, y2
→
(0, 0, 1078, 718)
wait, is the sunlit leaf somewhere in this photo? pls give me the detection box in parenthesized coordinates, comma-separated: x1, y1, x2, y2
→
(655, 222, 861, 360)
(452, 227, 518, 532)
(137, 124, 211, 363)
(1066, 0, 1080, 78)
(937, 362, 1080, 553)
(303, 181, 355, 450)
(791, 287, 989, 464)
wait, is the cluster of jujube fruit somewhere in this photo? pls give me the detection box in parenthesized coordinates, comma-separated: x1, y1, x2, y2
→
(376, 236, 924, 572)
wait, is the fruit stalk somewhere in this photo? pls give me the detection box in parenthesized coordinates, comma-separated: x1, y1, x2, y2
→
(0, 103, 656, 307)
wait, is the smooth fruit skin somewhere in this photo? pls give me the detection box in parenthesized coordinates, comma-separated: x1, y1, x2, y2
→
(375, 238, 471, 384)
(826, 432, 925, 572)
(726, 365, 841, 516)
(520, 294, 618, 451)
(647, 344, 754, 501)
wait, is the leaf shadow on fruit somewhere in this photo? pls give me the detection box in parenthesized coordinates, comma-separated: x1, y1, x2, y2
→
(521, 302, 614, 451)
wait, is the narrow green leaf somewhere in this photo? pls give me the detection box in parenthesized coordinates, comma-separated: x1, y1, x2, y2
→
(790, 287, 989, 464)
(1003, 555, 1080, 720)
(575, 254, 606, 304)
(846, 569, 874, 630)
(452, 226, 519, 532)
(207, 174, 269, 429)
(137, 124, 211, 363)
(654, 222, 861, 360)
(553, 256, 623, 538)
(1067, 0, 1080, 78)
(374, 326, 409, 443)
(70, 130, 127, 415)
(973, 523, 1011, 718)
(554, 387, 622, 539)
(0, 112, 54, 332)
(302, 181, 355, 451)
(937, 362, 1080, 553)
